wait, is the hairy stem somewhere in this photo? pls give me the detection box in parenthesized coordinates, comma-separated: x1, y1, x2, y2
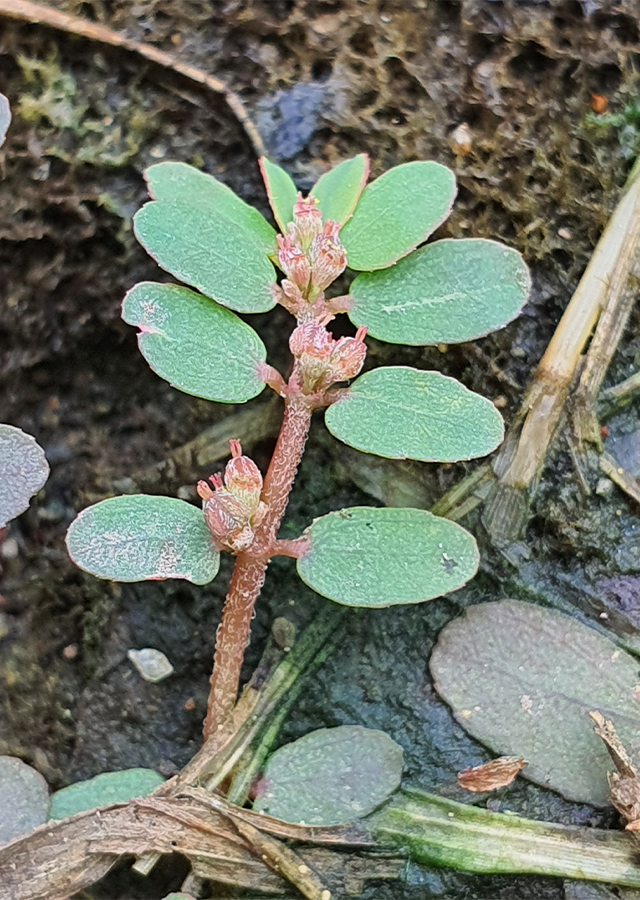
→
(203, 398, 313, 739)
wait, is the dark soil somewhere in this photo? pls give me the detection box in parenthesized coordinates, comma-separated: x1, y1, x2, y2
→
(2, 1, 640, 897)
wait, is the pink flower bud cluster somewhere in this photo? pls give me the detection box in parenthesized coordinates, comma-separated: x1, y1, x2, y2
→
(197, 440, 266, 553)
(275, 193, 347, 307)
(289, 322, 367, 394)
(289, 194, 323, 250)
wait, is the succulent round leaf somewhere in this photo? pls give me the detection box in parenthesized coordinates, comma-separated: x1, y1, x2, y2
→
(0, 424, 49, 527)
(144, 161, 277, 254)
(259, 157, 298, 233)
(325, 367, 504, 463)
(0, 756, 50, 844)
(340, 161, 456, 271)
(297, 506, 479, 608)
(253, 726, 403, 825)
(311, 154, 370, 225)
(430, 600, 640, 807)
(122, 282, 267, 403)
(349, 239, 531, 345)
(49, 768, 164, 820)
(133, 201, 276, 314)
(0, 92, 10, 148)
(66, 495, 219, 585)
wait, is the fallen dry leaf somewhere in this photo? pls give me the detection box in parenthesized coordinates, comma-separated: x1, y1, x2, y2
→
(591, 711, 640, 842)
(457, 756, 526, 793)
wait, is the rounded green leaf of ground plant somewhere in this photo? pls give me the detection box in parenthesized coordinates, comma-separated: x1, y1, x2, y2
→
(340, 161, 456, 271)
(350, 239, 531, 345)
(430, 599, 640, 807)
(122, 282, 267, 403)
(297, 507, 479, 608)
(325, 367, 504, 463)
(145, 162, 277, 254)
(253, 726, 403, 825)
(311, 154, 370, 225)
(0, 424, 50, 527)
(134, 201, 276, 314)
(0, 756, 50, 844)
(259, 157, 298, 233)
(66, 495, 219, 585)
(49, 768, 164, 820)
(0, 92, 11, 147)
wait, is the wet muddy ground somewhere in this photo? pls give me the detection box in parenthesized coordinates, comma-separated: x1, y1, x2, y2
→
(3, 1, 640, 897)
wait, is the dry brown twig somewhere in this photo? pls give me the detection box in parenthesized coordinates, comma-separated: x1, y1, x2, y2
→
(590, 711, 640, 842)
(0, 0, 266, 156)
(482, 160, 640, 542)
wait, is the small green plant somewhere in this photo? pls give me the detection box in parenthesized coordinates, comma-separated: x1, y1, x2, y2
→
(65, 152, 530, 737)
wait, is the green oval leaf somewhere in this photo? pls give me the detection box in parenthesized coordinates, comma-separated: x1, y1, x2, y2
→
(340, 161, 456, 271)
(297, 506, 479, 608)
(0, 756, 50, 844)
(325, 367, 504, 463)
(259, 157, 298, 233)
(253, 726, 403, 825)
(122, 282, 266, 403)
(66, 495, 219, 585)
(430, 600, 640, 807)
(0, 425, 49, 527)
(49, 768, 164, 820)
(350, 239, 531, 345)
(0, 93, 11, 148)
(133, 201, 276, 314)
(144, 162, 277, 255)
(311, 154, 370, 225)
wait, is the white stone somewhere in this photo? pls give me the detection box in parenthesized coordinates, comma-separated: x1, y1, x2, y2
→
(127, 648, 174, 683)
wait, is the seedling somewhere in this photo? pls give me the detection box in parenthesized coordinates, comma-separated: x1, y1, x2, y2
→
(66, 153, 530, 737)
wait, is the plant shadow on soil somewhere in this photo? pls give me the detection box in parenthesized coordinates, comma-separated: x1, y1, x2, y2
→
(2, 1, 640, 897)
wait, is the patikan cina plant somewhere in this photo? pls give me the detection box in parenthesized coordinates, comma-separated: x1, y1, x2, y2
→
(65, 153, 530, 738)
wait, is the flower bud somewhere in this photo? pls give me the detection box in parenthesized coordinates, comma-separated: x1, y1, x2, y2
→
(277, 234, 310, 292)
(197, 442, 266, 553)
(328, 331, 367, 382)
(289, 322, 367, 394)
(308, 221, 347, 295)
(224, 453, 263, 516)
(288, 192, 323, 250)
(289, 321, 333, 359)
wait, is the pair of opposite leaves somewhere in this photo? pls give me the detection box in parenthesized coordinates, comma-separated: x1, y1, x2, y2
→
(67, 155, 531, 609)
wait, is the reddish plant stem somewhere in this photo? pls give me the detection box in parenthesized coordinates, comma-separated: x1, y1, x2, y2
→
(203, 398, 313, 740)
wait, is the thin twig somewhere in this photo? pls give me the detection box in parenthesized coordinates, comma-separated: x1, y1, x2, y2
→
(483, 160, 640, 542)
(0, 0, 266, 156)
(131, 399, 280, 489)
(599, 451, 640, 505)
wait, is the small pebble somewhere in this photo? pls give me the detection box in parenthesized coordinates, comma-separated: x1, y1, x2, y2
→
(63, 644, 78, 660)
(449, 122, 472, 156)
(184, 697, 196, 711)
(128, 648, 174, 683)
(558, 227, 572, 240)
(1, 537, 18, 560)
(591, 93, 608, 114)
(595, 478, 614, 496)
